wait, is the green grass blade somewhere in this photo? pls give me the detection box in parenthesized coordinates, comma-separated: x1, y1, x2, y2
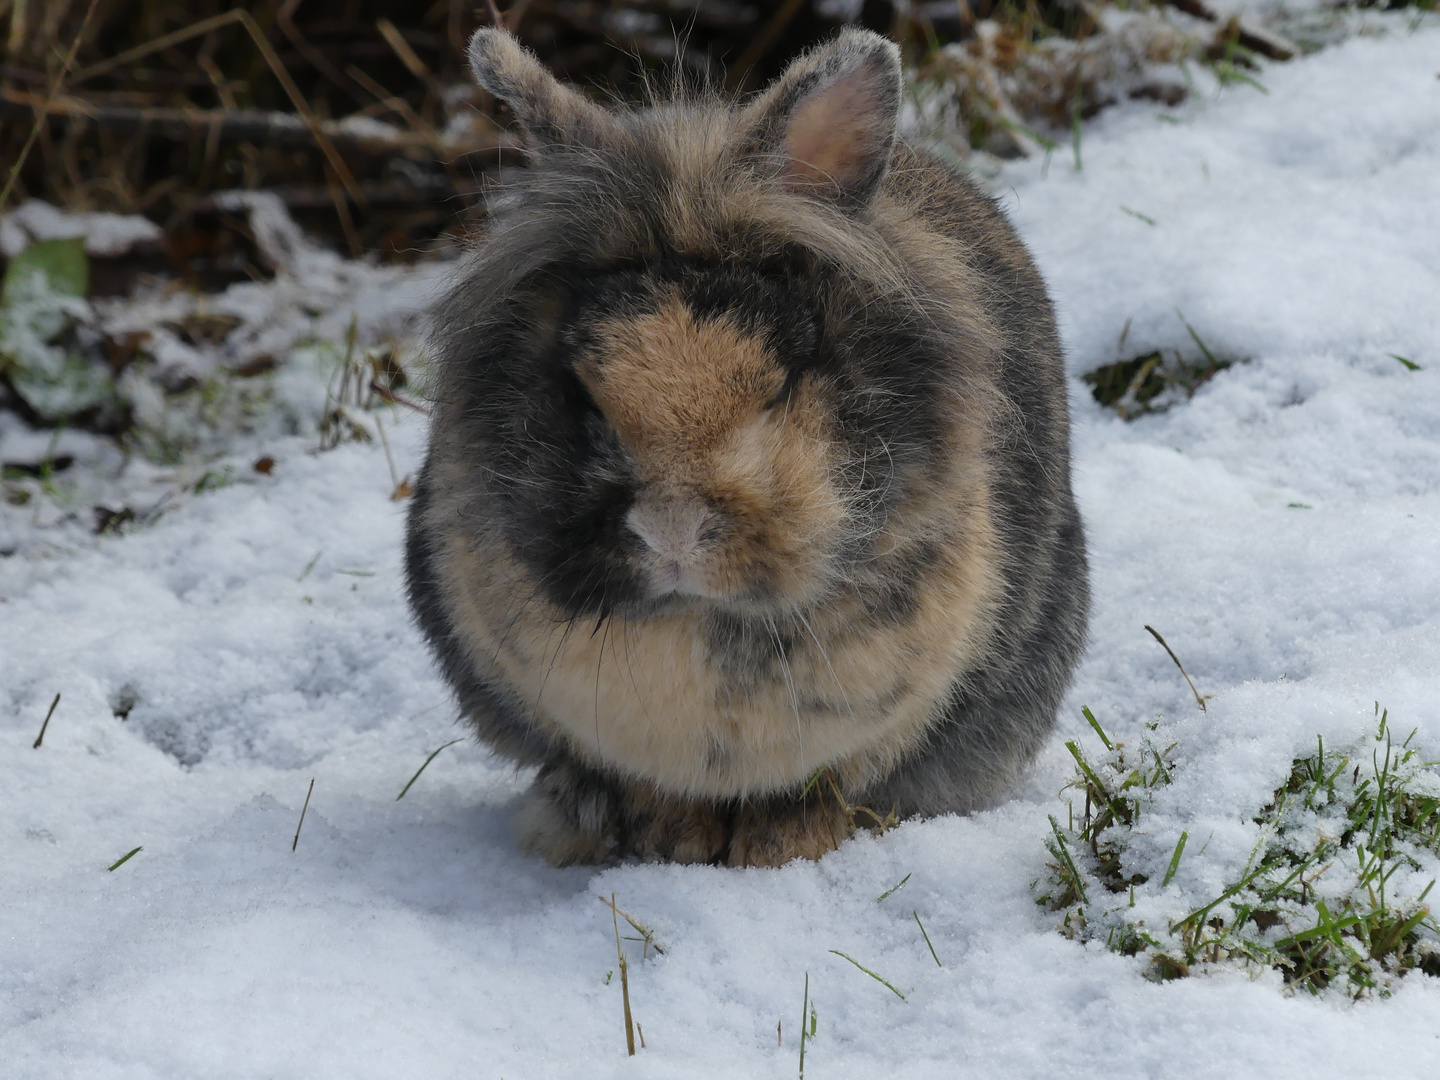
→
(1174, 310, 1219, 369)
(297, 550, 322, 582)
(800, 766, 827, 800)
(395, 739, 464, 800)
(798, 971, 809, 1080)
(876, 872, 911, 904)
(1065, 741, 1129, 824)
(1081, 706, 1113, 750)
(1070, 94, 1083, 172)
(913, 911, 942, 967)
(1119, 205, 1157, 226)
(828, 950, 906, 1001)
(107, 846, 142, 872)
(1047, 815, 1088, 906)
(1162, 831, 1189, 888)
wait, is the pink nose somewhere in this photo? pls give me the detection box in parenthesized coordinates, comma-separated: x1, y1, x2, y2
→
(626, 494, 714, 562)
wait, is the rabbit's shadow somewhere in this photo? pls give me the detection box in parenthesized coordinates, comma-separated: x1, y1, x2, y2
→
(331, 794, 598, 920)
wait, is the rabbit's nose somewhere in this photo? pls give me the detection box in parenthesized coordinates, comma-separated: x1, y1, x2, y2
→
(626, 494, 716, 562)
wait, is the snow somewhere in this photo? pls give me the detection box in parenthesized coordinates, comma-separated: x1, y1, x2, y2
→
(5, 17, 1440, 1077)
(100, 191, 451, 382)
(0, 200, 162, 259)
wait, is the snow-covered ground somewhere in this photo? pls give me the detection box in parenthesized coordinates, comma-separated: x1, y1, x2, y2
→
(4, 17, 1440, 1078)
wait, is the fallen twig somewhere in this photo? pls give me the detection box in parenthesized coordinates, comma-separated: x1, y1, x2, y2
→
(374, 412, 411, 501)
(292, 777, 315, 852)
(608, 892, 637, 1056)
(0, 88, 510, 159)
(1144, 624, 1211, 713)
(277, 0, 365, 110)
(32, 692, 61, 749)
(377, 18, 442, 96)
(369, 380, 433, 417)
(598, 894, 665, 958)
(1156, 0, 1296, 59)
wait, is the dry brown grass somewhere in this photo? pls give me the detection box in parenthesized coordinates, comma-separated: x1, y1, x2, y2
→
(1, 2, 1215, 261)
(0, 2, 936, 258)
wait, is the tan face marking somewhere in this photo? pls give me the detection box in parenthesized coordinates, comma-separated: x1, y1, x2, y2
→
(576, 293, 783, 479)
(576, 292, 846, 607)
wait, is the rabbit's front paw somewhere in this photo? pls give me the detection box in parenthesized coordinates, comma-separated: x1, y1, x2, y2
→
(623, 790, 730, 864)
(513, 788, 616, 866)
(726, 796, 852, 868)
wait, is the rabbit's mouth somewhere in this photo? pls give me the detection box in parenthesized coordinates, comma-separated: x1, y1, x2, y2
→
(620, 475, 845, 613)
(625, 492, 724, 601)
(637, 556, 712, 601)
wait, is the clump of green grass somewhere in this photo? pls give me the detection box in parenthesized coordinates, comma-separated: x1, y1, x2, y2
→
(1039, 705, 1440, 996)
(1037, 707, 1179, 923)
(192, 465, 235, 494)
(1084, 315, 1235, 419)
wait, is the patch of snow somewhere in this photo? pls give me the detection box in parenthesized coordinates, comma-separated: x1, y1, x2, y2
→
(335, 115, 410, 143)
(0, 200, 163, 259)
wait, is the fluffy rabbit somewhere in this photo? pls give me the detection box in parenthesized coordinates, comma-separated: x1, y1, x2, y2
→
(405, 26, 1089, 866)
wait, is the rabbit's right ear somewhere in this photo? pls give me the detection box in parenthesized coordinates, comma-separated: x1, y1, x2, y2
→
(468, 28, 619, 149)
(739, 29, 902, 212)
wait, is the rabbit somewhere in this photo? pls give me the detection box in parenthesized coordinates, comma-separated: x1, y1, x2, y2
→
(404, 26, 1089, 867)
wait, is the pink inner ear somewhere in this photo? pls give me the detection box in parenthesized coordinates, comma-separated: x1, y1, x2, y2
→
(781, 66, 886, 195)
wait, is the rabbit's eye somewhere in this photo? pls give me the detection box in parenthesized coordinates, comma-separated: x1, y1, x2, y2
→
(763, 316, 822, 411)
(765, 365, 808, 411)
(557, 364, 602, 419)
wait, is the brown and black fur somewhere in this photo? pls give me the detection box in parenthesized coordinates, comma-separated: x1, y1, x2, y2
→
(405, 28, 1088, 867)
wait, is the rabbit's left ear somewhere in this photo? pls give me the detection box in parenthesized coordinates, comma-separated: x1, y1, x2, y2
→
(468, 28, 620, 150)
(740, 29, 902, 211)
